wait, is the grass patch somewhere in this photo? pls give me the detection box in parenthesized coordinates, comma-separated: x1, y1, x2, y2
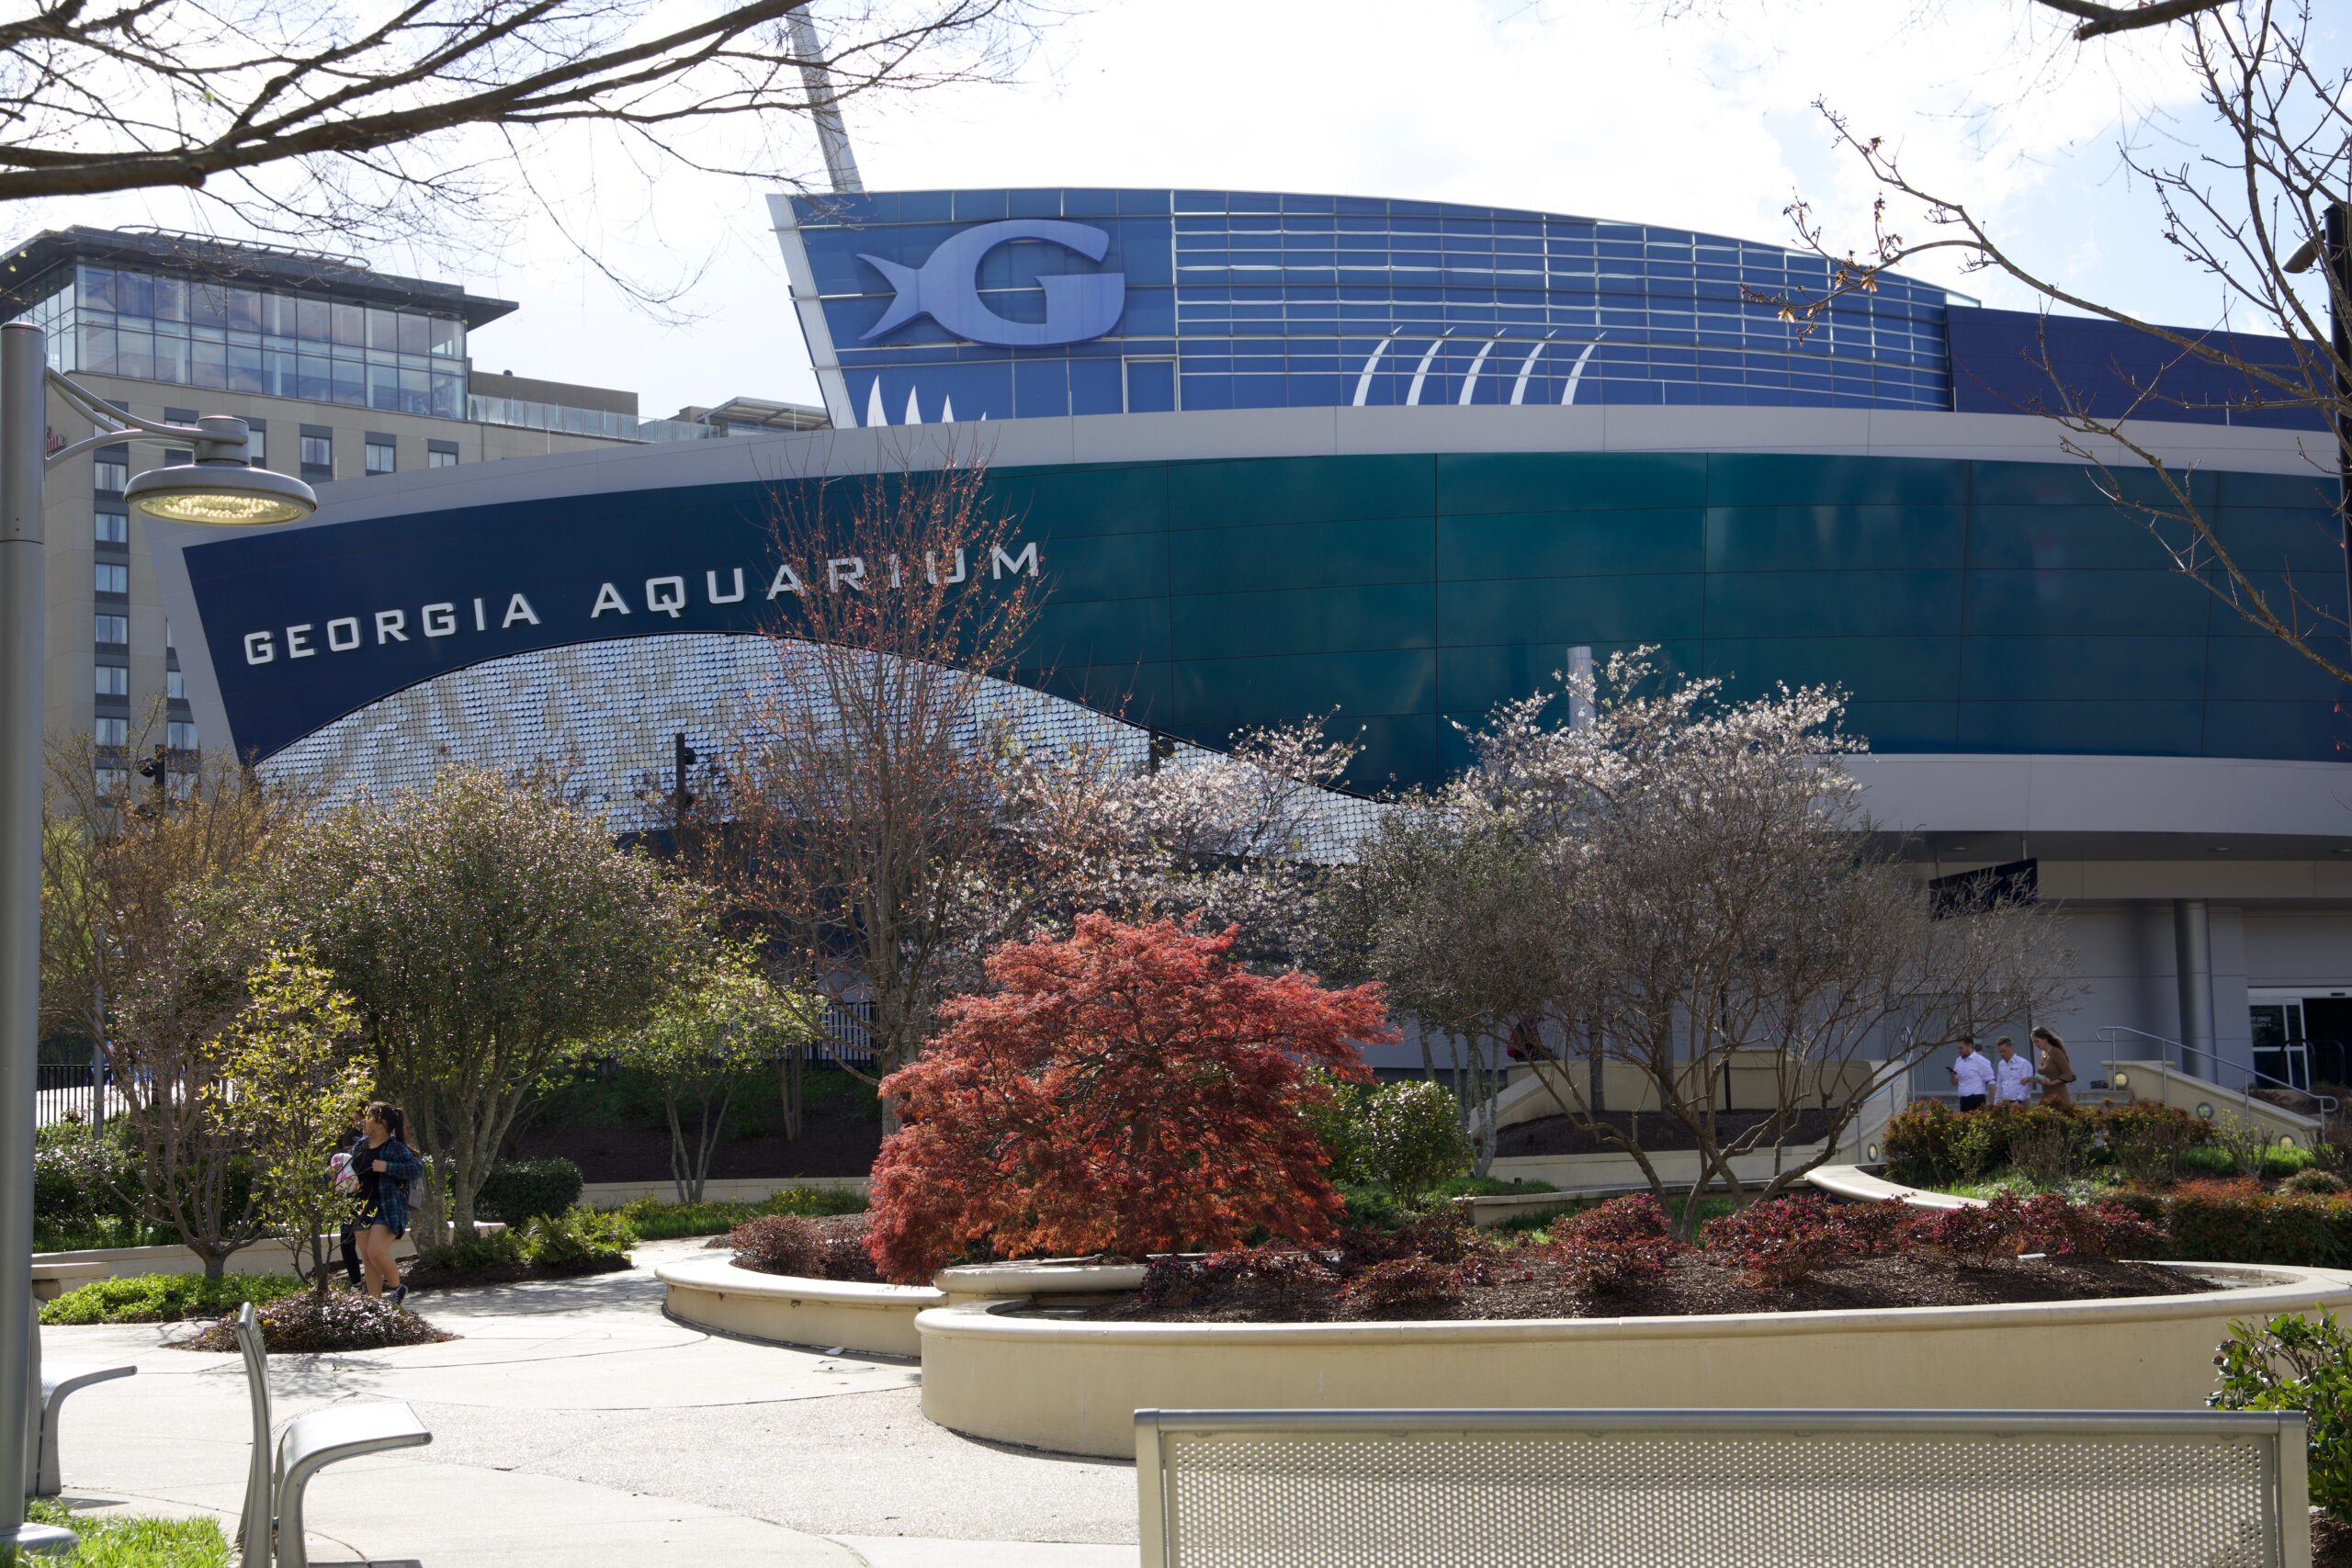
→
(613, 1187, 865, 1240)
(26, 1497, 230, 1566)
(42, 1272, 300, 1325)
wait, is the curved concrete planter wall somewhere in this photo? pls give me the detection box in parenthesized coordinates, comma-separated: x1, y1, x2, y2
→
(658, 1255, 1148, 1358)
(915, 1262, 2352, 1459)
(658, 1255, 944, 1358)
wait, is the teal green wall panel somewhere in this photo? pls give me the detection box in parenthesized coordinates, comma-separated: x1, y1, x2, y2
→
(1704, 637, 1960, 704)
(1167, 515, 1432, 593)
(1957, 700, 2205, 756)
(1962, 635, 2208, 703)
(1169, 582, 1434, 660)
(1707, 454, 1967, 507)
(1704, 505, 1966, 572)
(1961, 568, 2213, 637)
(967, 449, 2346, 787)
(1167, 454, 1432, 529)
(1439, 510, 1703, 580)
(991, 464, 1166, 536)
(1169, 649, 1437, 731)
(1439, 574, 1705, 644)
(1705, 570, 1962, 638)
(1434, 452, 1705, 514)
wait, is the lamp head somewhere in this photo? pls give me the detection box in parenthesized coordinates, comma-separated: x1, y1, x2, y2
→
(124, 416, 317, 526)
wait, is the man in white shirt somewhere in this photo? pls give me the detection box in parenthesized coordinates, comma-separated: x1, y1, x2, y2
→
(1991, 1037, 2038, 1107)
(1949, 1039, 1997, 1111)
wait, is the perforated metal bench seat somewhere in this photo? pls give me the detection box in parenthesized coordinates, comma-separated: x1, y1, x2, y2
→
(31, 1360, 135, 1495)
(232, 1303, 432, 1568)
(1135, 1408, 2314, 1568)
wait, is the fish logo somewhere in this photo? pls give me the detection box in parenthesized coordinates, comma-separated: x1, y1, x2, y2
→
(859, 220, 1126, 347)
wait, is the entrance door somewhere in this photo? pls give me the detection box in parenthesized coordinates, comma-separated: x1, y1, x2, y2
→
(2303, 996, 2352, 1089)
(2249, 998, 2307, 1090)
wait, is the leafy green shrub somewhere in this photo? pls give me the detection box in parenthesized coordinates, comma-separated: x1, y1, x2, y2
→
(41, 1271, 301, 1325)
(415, 1227, 525, 1273)
(517, 1209, 635, 1272)
(2283, 1169, 2351, 1198)
(614, 1186, 867, 1240)
(2165, 1187, 2344, 1267)
(1307, 1076, 1474, 1201)
(2211, 1311, 2352, 1516)
(473, 1158, 584, 1224)
(1336, 1182, 1415, 1233)
(1882, 1100, 1960, 1182)
(32, 1118, 144, 1239)
(178, 1292, 451, 1354)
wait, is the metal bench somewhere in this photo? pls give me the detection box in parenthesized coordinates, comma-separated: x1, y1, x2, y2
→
(232, 1302, 431, 1568)
(1135, 1407, 2313, 1568)
(29, 1359, 135, 1496)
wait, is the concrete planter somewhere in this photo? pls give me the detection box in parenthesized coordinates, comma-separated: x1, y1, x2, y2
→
(658, 1255, 1150, 1358)
(913, 1261, 2352, 1459)
(657, 1254, 943, 1357)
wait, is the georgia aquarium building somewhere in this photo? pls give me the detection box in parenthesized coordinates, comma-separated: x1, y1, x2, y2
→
(146, 187, 2352, 1082)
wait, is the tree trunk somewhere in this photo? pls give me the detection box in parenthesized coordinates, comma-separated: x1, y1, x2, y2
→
(665, 1089, 693, 1205)
(778, 1044, 804, 1142)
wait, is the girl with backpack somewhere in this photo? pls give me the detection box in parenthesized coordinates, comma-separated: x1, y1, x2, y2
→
(349, 1101, 423, 1305)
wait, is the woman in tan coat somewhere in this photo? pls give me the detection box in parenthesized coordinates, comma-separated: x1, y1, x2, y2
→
(2031, 1026, 2076, 1108)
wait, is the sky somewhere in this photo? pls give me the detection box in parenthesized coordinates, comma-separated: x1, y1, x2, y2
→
(22, 0, 2331, 420)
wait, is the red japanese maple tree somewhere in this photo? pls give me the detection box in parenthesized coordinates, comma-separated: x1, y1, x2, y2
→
(864, 913, 1394, 1283)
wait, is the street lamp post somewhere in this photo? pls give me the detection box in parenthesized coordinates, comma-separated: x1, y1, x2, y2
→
(0, 320, 315, 1558)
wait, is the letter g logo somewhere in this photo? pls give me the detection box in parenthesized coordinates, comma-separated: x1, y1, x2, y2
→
(858, 220, 1125, 348)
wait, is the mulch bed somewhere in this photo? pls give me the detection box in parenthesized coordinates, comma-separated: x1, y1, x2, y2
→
(1082, 1252, 2203, 1325)
(702, 1212, 880, 1282)
(1497, 1109, 1832, 1159)
(2316, 1512, 2351, 1568)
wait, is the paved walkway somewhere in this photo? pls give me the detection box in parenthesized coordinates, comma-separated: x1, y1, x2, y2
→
(44, 1239, 1139, 1567)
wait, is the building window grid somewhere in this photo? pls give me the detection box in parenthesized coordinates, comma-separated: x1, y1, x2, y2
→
(93, 614, 128, 647)
(94, 509, 128, 546)
(12, 264, 467, 417)
(819, 197, 1962, 419)
(365, 437, 396, 475)
(94, 562, 127, 595)
(94, 664, 127, 697)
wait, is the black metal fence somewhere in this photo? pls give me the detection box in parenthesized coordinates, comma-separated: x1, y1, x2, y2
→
(36, 1060, 110, 1129)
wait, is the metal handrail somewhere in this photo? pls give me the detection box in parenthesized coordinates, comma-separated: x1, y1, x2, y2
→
(2099, 1023, 2337, 1141)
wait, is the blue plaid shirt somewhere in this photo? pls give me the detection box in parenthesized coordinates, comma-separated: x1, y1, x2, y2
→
(347, 1135, 423, 1233)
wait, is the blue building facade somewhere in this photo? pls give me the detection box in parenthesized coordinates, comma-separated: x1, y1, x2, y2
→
(778, 189, 1954, 425)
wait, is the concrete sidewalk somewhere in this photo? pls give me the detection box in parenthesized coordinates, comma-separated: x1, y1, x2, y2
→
(43, 1239, 1139, 1567)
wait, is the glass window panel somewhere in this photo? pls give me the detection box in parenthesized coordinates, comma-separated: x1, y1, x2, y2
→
(94, 562, 127, 594)
(167, 721, 197, 750)
(93, 717, 127, 747)
(331, 357, 365, 404)
(368, 361, 400, 410)
(427, 447, 458, 468)
(114, 327, 153, 380)
(152, 333, 188, 383)
(396, 312, 428, 355)
(300, 434, 332, 468)
(227, 342, 263, 393)
(226, 288, 262, 332)
(77, 322, 117, 376)
(93, 615, 127, 646)
(145, 275, 182, 322)
(296, 353, 333, 401)
(78, 267, 114, 310)
(367, 307, 399, 350)
(331, 301, 365, 345)
(297, 297, 331, 340)
(94, 510, 127, 545)
(114, 271, 152, 319)
(189, 336, 226, 389)
(165, 670, 185, 700)
(429, 316, 463, 357)
(399, 366, 428, 414)
(365, 438, 395, 474)
(187, 282, 227, 328)
(266, 349, 298, 399)
(94, 665, 127, 697)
